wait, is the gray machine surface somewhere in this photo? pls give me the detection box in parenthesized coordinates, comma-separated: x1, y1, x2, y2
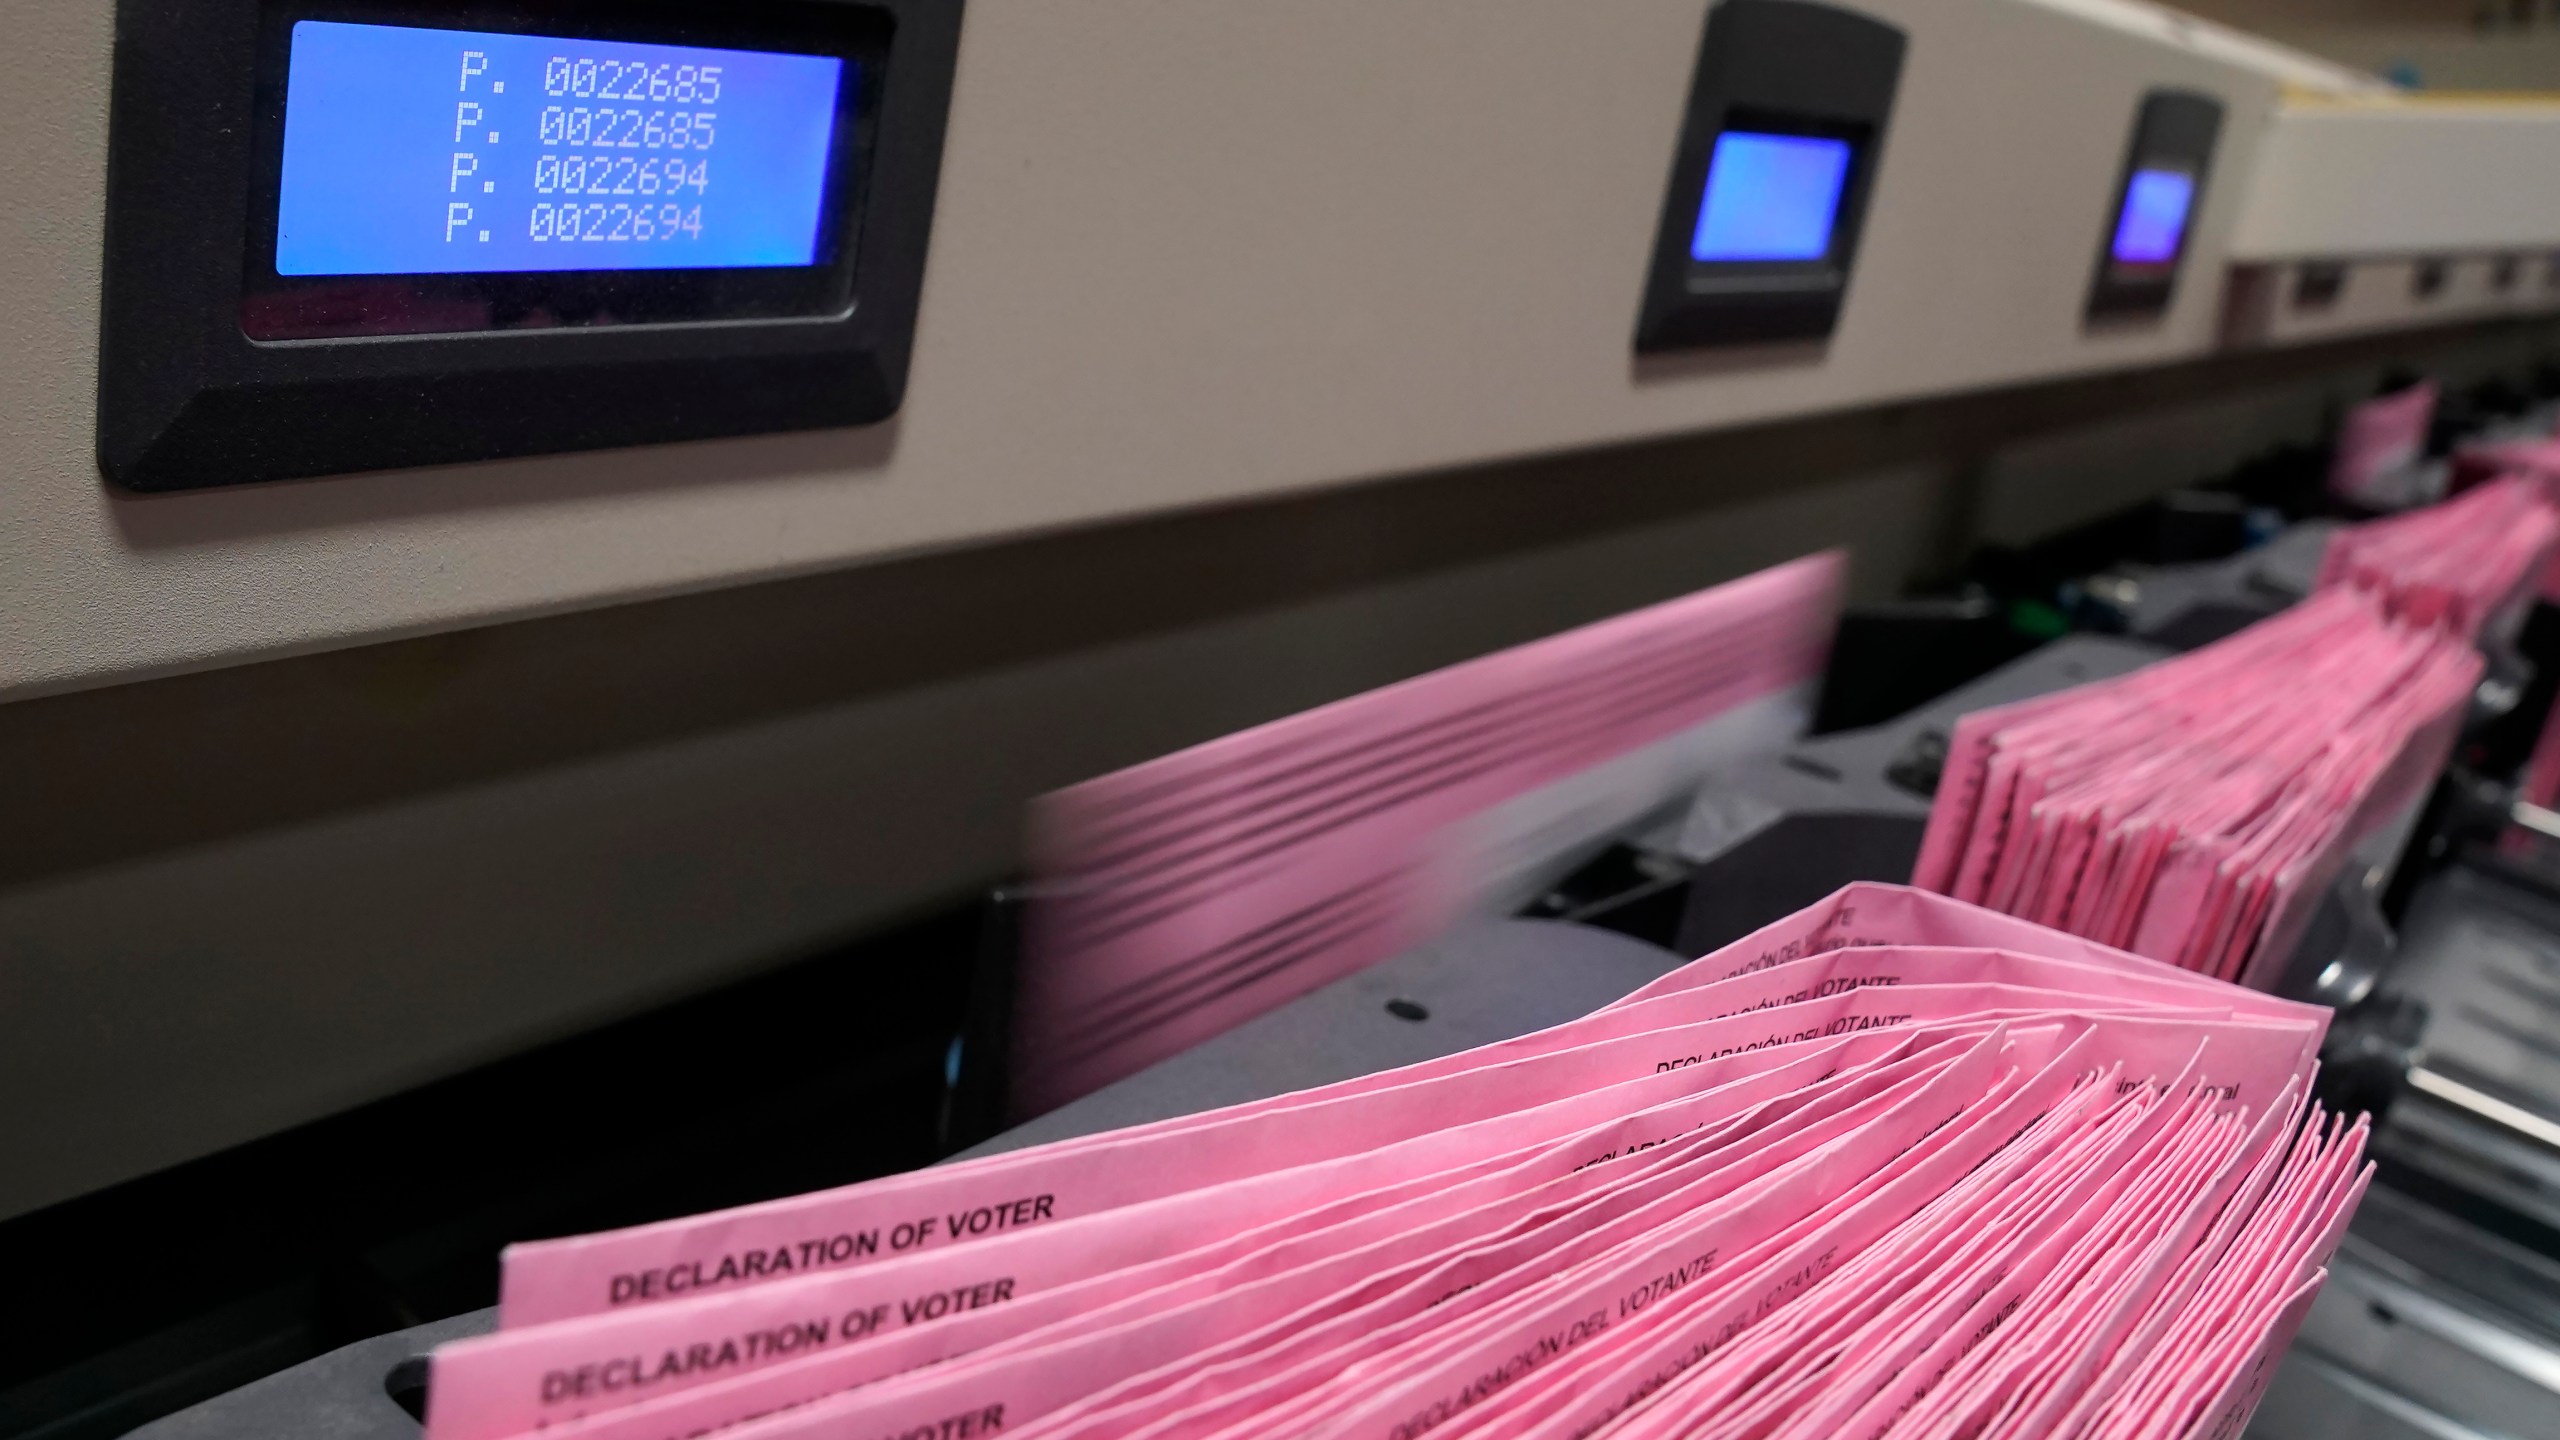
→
(1663, 632, 2172, 954)
(2374, 860, 2560, 1235)
(116, 1310, 488, 1440)
(964, 918, 1693, 1159)
(2254, 1149, 2560, 1440)
(2120, 517, 2336, 642)
(2247, 850, 2560, 1440)
(1683, 629, 2170, 840)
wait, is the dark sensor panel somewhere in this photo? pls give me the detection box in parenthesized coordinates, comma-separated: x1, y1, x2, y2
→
(1633, 0, 1906, 353)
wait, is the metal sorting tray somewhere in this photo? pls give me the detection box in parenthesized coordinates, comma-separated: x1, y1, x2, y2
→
(2375, 862, 2560, 1234)
(2256, 1186, 2560, 1440)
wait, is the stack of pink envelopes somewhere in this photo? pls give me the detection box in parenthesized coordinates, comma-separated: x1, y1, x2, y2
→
(2425, 451, 2560, 809)
(1016, 553, 1844, 1117)
(1914, 590, 2480, 989)
(2318, 472, 2560, 813)
(2451, 438, 2560, 603)
(424, 885, 2362, 1440)
(2313, 473, 2560, 639)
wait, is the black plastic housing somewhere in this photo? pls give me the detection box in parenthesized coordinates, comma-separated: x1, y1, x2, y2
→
(2085, 88, 2223, 322)
(1633, 0, 1905, 353)
(96, 0, 963, 491)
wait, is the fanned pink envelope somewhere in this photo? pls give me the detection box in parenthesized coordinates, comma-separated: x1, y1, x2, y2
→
(439, 886, 2361, 1440)
(1013, 552, 1845, 1117)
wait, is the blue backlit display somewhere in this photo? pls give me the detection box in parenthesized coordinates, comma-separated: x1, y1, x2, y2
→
(2110, 167, 2195, 265)
(276, 21, 847, 276)
(1689, 131, 1853, 264)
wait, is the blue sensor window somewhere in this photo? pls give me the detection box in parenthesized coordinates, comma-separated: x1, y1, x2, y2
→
(276, 21, 847, 277)
(2109, 168, 2195, 266)
(1688, 131, 1854, 264)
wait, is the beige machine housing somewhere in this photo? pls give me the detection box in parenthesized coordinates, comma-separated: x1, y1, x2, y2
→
(10, 0, 2301, 703)
(2223, 93, 2560, 345)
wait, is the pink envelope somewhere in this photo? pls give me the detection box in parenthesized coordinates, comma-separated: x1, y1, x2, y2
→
(1548, 1076, 2174, 1440)
(2082, 1116, 2354, 1440)
(1198, 1019, 2304, 1434)
(2039, 1087, 2313, 1440)
(494, 975, 2016, 1326)
(1895, 1104, 2246, 1440)
(1807, 1091, 2233, 1440)
(436, 891, 2357, 1440)
(2327, 381, 2436, 506)
(1030, 1044, 2015, 1440)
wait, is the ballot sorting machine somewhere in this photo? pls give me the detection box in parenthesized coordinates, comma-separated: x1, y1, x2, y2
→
(26, 0, 2560, 1432)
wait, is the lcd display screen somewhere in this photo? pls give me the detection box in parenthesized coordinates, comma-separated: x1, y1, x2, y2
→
(1688, 131, 1853, 264)
(275, 20, 847, 276)
(2109, 167, 2195, 266)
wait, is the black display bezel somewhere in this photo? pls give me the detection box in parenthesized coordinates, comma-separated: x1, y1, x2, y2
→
(1634, 0, 1906, 354)
(96, 0, 963, 492)
(239, 0, 890, 340)
(2085, 89, 2221, 322)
